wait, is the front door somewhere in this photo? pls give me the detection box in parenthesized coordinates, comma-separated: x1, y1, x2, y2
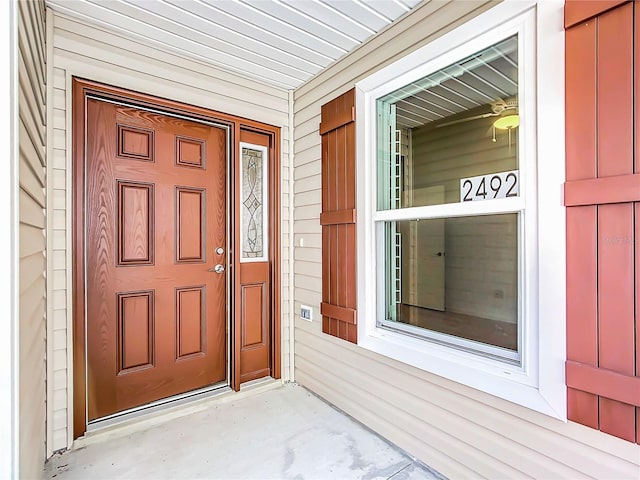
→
(85, 98, 227, 420)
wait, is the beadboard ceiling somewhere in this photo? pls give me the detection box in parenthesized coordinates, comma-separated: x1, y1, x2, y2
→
(46, 0, 423, 89)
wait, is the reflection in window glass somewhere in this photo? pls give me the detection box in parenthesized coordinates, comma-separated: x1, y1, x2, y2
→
(376, 35, 519, 210)
(383, 214, 519, 352)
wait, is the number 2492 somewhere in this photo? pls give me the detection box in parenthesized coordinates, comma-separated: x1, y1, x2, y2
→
(460, 170, 519, 202)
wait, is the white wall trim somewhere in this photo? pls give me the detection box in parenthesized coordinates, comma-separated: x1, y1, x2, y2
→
(0, 0, 19, 477)
(355, 0, 566, 419)
(534, 0, 567, 419)
(288, 89, 295, 383)
(64, 68, 75, 450)
(45, 5, 55, 459)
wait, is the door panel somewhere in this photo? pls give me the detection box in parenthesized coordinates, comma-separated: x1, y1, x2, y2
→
(86, 99, 227, 420)
(240, 263, 270, 381)
(238, 130, 272, 383)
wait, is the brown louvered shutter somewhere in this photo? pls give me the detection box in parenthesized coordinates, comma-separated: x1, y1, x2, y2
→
(319, 89, 357, 343)
(565, 0, 640, 444)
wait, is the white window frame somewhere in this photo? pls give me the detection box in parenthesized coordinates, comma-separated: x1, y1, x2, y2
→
(355, 0, 566, 419)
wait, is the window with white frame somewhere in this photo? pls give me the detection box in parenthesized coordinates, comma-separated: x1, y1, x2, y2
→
(356, 1, 566, 418)
(376, 34, 523, 363)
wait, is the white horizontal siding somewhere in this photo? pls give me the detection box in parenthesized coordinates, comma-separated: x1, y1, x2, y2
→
(291, 0, 640, 478)
(48, 10, 291, 451)
(18, 0, 47, 478)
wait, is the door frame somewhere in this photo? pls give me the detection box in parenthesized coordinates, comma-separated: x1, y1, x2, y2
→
(72, 78, 281, 438)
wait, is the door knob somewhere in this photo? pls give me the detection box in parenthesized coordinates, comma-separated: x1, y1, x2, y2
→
(208, 264, 225, 274)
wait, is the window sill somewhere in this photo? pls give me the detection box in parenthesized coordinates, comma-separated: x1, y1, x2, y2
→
(359, 324, 565, 419)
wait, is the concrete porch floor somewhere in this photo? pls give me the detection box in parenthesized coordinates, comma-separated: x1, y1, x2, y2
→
(45, 383, 444, 480)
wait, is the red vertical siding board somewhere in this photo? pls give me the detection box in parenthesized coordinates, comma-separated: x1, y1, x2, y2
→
(600, 400, 636, 441)
(635, 203, 640, 443)
(597, 204, 636, 440)
(635, 9, 640, 445)
(322, 132, 330, 316)
(597, 3, 634, 178)
(346, 325, 358, 343)
(566, 207, 599, 364)
(322, 228, 330, 298)
(322, 128, 329, 335)
(328, 129, 337, 326)
(597, 205, 634, 374)
(635, 4, 640, 175)
(566, 17, 598, 430)
(347, 223, 356, 314)
(568, 389, 599, 429)
(329, 130, 337, 213)
(330, 317, 338, 337)
(337, 126, 347, 314)
(322, 133, 329, 214)
(346, 122, 357, 324)
(322, 126, 331, 335)
(322, 314, 329, 335)
(566, 206, 599, 427)
(566, 22, 597, 181)
(340, 320, 347, 342)
(330, 225, 338, 314)
(338, 224, 346, 309)
(596, 3, 635, 443)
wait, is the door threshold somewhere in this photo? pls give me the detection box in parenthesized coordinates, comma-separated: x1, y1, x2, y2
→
(88, 382, 230, 431)
(74, 378, 283, 449)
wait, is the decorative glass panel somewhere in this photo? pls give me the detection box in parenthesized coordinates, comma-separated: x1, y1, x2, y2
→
(240, 143, 268, 262)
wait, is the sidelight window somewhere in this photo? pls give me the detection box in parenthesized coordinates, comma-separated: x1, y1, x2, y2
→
(240, 143, 268, 262)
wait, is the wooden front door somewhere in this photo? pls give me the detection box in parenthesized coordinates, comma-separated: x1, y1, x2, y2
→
(85, 98, 227, 420)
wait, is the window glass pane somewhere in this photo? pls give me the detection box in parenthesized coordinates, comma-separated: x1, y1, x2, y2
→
(241, 146, 266, 261)
(377, 36, 519, 210)
(382, 213, 519, 352)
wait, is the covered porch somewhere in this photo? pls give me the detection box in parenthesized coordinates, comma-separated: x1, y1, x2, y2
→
(44, 383, 442, 480)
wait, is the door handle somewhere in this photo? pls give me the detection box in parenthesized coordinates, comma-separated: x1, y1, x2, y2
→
(208, 264, 225, 274)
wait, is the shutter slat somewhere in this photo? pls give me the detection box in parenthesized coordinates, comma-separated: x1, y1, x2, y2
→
(320, 89, 357, 343)
(564, 173, 640, 206)
(566, 14, 600, 432)
(566, 361, 640, 408)
(596, 4, 636, 443)
(636, 204, 640, 443)
(564, 0, 629, 28)
(320, 209, 356, 225)
(321, 302, 357, 325)
(597, 4, 633, 178)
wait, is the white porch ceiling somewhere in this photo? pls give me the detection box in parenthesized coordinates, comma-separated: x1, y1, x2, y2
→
(46, 0, 424, 89)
